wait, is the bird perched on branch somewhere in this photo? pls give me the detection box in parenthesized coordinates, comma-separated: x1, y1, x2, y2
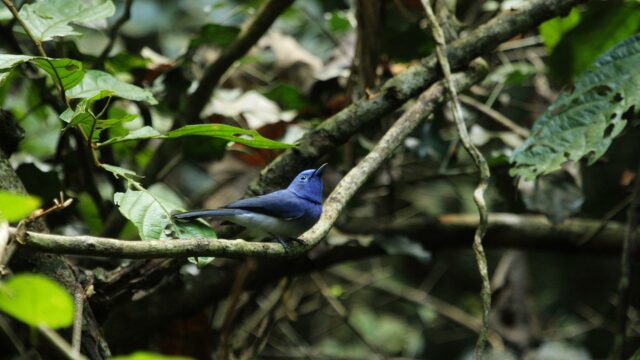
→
(172, 164, 326, 251)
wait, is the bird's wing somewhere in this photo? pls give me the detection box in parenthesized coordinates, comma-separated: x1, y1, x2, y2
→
(224, 190, 307, 220)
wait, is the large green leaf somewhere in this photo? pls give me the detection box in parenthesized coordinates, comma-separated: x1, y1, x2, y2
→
(510, 33, 640, 180)
(100, 124, 292, 149)
(0, 54, 84, 89)
(18, 0, 115, 42)
(67, 70, 157, 104)
(114, 183, 217, 241)
(0, 274, 74, 329)
(0, 191, 41, 222)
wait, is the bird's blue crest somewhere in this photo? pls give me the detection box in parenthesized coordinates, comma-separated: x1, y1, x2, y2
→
(287, 163, 326, 203)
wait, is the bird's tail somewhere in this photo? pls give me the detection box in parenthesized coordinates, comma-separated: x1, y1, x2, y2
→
(171, 209, 241, 220)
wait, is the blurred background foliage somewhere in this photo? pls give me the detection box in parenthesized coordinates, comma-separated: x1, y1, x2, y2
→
(1, 0, 640, 359)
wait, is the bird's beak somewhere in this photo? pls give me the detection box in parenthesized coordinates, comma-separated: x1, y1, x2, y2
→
(313, 163, 327, 177)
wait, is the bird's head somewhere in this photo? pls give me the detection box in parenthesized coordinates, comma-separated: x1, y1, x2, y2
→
(287, 163, 327, 203)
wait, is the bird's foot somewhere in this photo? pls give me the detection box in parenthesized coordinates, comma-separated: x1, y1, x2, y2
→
(274, 236, 290, 253)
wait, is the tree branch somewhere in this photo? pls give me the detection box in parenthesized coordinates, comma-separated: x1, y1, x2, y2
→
(11, 213, 640, 259)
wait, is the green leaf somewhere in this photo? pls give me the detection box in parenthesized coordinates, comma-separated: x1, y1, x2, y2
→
(539, 7, 581, 51)
(114, 183, 217, 241)
(326, 10, 352, 34)
(166, 124, 293, 149)
(190, 23, 240, 49)
(99, 124, 293, 149)
(0, 192, 41, 222)
(0, 274, 74, 328)
(60, 91, 137, 142)
(263, 83, 309, 111)
(99, 126, 162, 146)
(67, 70, 157, 104)
(546, 3, 640, 82)
(0, 54, 84, 89)
(101, 163, 143, 183)
(510, 33, 640, 180)
(18, 0, 115, 42)
(111, 351, 193, 360)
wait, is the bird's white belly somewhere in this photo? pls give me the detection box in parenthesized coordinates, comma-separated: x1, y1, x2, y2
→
(225, 213, 308, 238)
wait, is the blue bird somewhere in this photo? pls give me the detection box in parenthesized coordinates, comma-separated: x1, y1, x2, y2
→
(172, 163, 326, 251)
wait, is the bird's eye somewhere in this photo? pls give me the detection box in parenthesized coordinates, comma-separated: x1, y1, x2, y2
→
(300, 176, 307, 181)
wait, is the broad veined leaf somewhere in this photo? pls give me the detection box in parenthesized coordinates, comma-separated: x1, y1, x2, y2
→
(114, 183, 217, 241)
(0, 274, 74, 329)
(510, 33, 640, 180)
(67, 70, 157, 104)
(0, 54, 84, 89)
(0, 191, 41, 222)
(111, 352, 194, 360)
(18, 0, 115, 42)
(99, 124, 292, 149)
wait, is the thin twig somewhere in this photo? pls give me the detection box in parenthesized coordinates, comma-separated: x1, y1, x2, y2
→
(71, 286, 85, 357)
(611, 162, 640, 359)
(0, 315, 26, 354)
(579, 195, 633, 246)
(459, 94, 530, 138)
(38, 326, 88, 360)
(421, 1, 492, 358)
(96, 0, 133, 68)
(0, 221, 9, 273)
